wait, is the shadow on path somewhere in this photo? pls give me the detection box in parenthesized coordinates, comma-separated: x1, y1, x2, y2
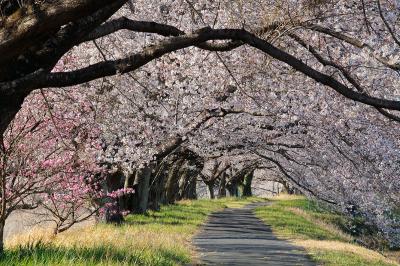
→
(193, 202, 316, 266)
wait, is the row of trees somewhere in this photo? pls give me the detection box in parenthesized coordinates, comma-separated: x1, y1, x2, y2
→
(0, 0, 399, 251)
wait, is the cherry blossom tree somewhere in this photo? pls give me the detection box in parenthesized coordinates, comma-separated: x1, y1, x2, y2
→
(0, 0, 399, 250)
(1, 0, 400, 136)
(0, 89, 99, 250)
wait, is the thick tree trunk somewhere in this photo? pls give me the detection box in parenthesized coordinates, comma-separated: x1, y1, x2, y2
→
(242, 170, 254, 197)
(227, 182, 239, 197)
(165, 159, 183, 204)
(133, 166, 152, 214)
(281, 180, 295, 195)
(184, 173, 197, 200)
(187, 179, 197, 199)
(178, 170, 197, 200)
(121, 171, 135, 213)
(218, 173, 227, 198)
(148, 163, 166, 211)
(207, 182, 215, 199)
(103, 171, 124, 223)
(177, 167, 188, 200)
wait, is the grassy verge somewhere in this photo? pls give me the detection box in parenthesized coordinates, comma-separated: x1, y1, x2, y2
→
(255, 195, 399, 266)
(3, 197, 264, 266)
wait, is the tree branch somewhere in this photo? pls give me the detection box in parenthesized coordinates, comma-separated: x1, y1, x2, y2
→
(2, 26, 400, 113)
(0, 0, 127, 66)
(84, 17, 243, 51)
(254, 150, 337, 205)
(289, 32, 400, 122)
(306, 23, 400, 71)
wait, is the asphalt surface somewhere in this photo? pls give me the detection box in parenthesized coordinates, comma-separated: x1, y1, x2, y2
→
(193, 202, 316, 265)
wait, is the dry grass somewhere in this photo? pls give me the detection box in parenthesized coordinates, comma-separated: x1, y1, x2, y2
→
(5, 219, 193, 265)
(288, 206, 400, 264)
(7, 224, 189, 253)
(294, 239, 398, 265)
(386, 251, 400, 264)
(274, 194, 305, 201)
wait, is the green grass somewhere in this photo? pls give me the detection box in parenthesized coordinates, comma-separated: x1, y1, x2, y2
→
(255, 197, 346, 241)
(2, 197, 264, 266)
(255, 195, 399, 266)
(313, 250, 397, 266)
(1, 244, 186, 266)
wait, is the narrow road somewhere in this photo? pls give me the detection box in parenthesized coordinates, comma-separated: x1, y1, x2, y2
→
(193, 202, 316, 266)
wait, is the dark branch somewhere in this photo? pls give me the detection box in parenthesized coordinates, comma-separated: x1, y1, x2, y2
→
(2, 25, 400, 117)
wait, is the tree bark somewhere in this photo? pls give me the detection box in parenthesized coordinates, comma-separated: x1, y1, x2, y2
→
(218, 172, 227, 198)
(0, 100, 25, 137)
(0, 0, 127, 137)
(165, 159, 183, 204)
(281, 180, 295, 195)
(242, 170, 254, 197)
(103, 171, 124, 223)
(227, 182, 239, 197)
(177, 166, 188, 200)
(121, 170, 135, 213)
(207, 182, 215, 199)
(148, 162, 167, 211)
(0, 219, 4, 254)
(184, 173, 197, 200)
(178, 170, 197, 200)
(133, 166, 152, 214)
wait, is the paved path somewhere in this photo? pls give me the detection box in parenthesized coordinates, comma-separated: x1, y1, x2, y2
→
(193, 202, 316, 265)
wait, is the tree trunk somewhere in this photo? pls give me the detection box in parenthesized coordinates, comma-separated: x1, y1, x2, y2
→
(207, 182, 215, 199)
(0, 102, 24, 137)
(178, 170, 197, 200)
(165, 159, 184, 204)
(218, 173, 227, 198)
(242, 170, 254, 197)
(177, 166, 188, 200)
(227, 182, 239, 197)
(0, 219, 4, 254)
(281, 180, 295, 195)
(133, 166, 152, 214)
(185, 173, 197, 200)
(148, 163, 166, 211)
(103, 171, 124, 224)
(121, 171, 135, 213)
